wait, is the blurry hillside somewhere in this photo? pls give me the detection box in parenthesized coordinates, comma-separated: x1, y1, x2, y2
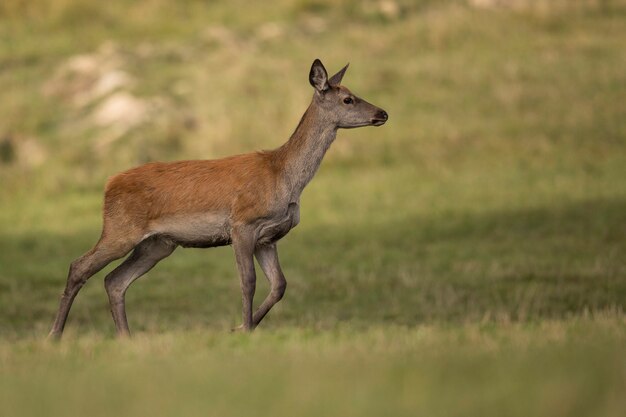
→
(1, 0, 624, 196)
(0, 0, 625, 337)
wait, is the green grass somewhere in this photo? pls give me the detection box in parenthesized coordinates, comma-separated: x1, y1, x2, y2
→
(1, 320, 625, 417)
(1, 1, 625, 416)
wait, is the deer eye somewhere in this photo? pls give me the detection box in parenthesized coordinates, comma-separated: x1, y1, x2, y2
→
(343, 97, 353, 105)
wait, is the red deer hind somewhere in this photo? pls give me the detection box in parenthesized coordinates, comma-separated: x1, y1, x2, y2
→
(49, 59, 388, 338)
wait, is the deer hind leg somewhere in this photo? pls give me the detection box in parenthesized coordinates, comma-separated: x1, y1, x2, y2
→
(104, 236, 176, 337)
(48, 235, 139, 339)
(252, 243, 286, 327)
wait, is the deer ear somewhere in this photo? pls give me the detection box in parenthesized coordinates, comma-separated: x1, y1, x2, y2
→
(329, 63, 349, 86)
(309, 59, 329, 92)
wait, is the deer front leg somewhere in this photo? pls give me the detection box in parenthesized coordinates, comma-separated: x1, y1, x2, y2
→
(231, 227, 257, 331)
(252, 243, 286, 327)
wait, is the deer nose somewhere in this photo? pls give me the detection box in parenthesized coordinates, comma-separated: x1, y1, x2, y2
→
(371, 109, 388, 126)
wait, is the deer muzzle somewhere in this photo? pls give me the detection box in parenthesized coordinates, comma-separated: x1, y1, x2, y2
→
(371, 109, 388, 126)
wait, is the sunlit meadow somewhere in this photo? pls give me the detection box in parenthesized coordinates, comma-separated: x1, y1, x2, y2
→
(1, 1, 625, 416)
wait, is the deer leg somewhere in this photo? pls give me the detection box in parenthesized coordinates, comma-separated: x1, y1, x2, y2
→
(251, 243, 286, 327)
(104, 236, 176, 337)
(231, 227, 257, 331)
(48, 237, 136, 339)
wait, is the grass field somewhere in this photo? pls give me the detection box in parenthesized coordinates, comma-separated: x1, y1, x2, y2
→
(1, 1, 625, 416)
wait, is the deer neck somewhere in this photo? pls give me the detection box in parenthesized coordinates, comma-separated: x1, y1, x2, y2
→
(276, 102, 337, 197)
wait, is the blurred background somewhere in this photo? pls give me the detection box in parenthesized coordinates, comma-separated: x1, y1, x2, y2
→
(0, 1, 625, 415)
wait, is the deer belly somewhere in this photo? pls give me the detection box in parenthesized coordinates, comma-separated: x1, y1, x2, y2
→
(149, 213, 231, 248)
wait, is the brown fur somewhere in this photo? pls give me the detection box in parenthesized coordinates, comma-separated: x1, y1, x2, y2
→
(102, 153, 278, 238)
(48, 59, 387, 338)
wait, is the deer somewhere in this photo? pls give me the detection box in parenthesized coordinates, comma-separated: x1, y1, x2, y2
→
(48, 59, 388, 339)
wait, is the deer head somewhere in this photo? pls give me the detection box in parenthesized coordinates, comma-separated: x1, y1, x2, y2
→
(308, 59, 388, 129)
